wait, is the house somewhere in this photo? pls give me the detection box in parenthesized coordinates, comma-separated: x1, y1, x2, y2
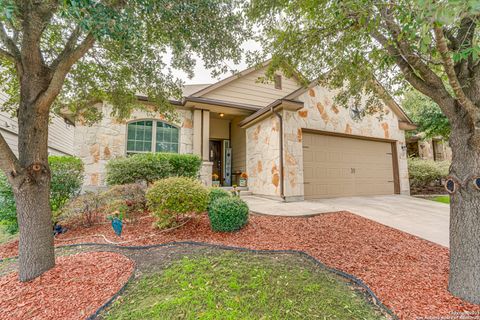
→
(406, 134, 452, 162)
(74, 62, 415, 200)
(0, 92, 75, 157)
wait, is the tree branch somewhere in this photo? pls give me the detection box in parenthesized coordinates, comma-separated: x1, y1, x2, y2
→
(371, 29, 456, 120)
(0, 130, 21, 179)
(0, 22, 21, 60)
(434, 26, 479, 123)
(0, 48, 15, 62)
(379, 7, 447, 91)
(36, 34, 95, 112)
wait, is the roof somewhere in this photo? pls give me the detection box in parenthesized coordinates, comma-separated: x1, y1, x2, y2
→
(190, 60, 272, 97)
(182, 84, 211, 97)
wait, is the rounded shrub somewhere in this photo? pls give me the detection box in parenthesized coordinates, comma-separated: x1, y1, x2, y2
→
(146, 177, 209, 229)
(408, 158, 450, 186)
(208, 188, 231, 209)
(208, 197, 249, 232)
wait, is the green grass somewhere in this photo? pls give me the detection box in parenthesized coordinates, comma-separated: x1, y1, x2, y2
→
(432, 195, 450, 204)
(0, 224, 16, 244)
(104, 252, 386, 320)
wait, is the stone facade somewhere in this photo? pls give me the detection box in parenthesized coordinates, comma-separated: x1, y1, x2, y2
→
(245, 85, 410, 200)
(74, 103, 194, 189)
(407, 137, 452, 162)
(245, 115, 281, 197)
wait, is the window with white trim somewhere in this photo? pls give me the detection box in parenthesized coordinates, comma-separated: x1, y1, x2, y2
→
(126, 120, 179, 154)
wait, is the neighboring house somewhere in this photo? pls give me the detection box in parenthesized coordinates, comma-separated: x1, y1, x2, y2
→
(0, 92, 75, 157)
(74, 62, 415, 200)
(406, 134, 452, 162)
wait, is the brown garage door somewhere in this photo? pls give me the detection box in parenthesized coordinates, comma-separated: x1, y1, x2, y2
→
(302, 132, 395, 199)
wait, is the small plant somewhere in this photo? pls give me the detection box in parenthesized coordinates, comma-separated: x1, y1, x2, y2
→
(239, 172, 248, 187)
(146, 177, 209, 229)
(212, 173, 221, 187)
(231, 185, 241, 197)
(61, 191, 104, 227)
(102, 184, 146, 221)
(208, 188, 231, 210)
(208, 197, 249, 232)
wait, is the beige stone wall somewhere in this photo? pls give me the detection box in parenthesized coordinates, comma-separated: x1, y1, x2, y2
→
(245, 115, 281, 197)
(245, 85, 410, 200)
(74, 104, 194, 188)
(283, 86, 410, 199)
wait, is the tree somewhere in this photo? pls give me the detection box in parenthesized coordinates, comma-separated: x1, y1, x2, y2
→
(249, 0, 480, 303)
(402, 89, 451, 139)
(0, 0, 248, 281)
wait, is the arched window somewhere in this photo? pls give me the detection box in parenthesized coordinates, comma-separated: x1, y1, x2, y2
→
(126, 120, 179, 154)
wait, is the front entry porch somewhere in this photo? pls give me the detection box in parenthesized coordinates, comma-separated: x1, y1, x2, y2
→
(189, 101, 251, 187)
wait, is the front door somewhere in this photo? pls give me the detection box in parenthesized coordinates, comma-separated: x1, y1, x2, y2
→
(209, 140, 222, 184)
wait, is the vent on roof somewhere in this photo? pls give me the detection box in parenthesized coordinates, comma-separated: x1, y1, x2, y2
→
(274, 74, 282, 90)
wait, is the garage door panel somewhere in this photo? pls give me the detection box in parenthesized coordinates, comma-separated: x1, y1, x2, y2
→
(302, 132, 395, 199)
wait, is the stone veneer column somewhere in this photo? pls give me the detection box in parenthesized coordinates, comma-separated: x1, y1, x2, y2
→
(193, 109, 202, 156)
(202, 110, 210, 161)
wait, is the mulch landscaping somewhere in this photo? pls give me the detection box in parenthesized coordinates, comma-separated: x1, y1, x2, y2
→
(1, 211, 479, 320)
(0, 251, 134, 320)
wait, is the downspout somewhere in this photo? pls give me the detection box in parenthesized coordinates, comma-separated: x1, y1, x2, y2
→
(271, 106, 286, 201)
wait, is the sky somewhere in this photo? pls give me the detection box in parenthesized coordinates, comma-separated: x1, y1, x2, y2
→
(170, 40, 263, 85)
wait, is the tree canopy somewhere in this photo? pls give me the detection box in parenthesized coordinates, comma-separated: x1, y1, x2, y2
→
(0, 0, 249, 123)
(248, 1, 479, 140)
(402, 89, 451, 139)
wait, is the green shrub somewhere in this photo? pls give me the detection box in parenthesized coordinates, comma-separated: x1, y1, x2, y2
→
(0, 156, 84, 232)
(146, 177, 208, 229)
(167, 153, 202, 178)
(408, 158, 450, 186)
(208, 197, 249, 232)
(106, 153, 201, 185)
(60, 191, 104, 226)
(61, 183, 146, 225)
(0, 173, 17, 234)
(102, 184, 146, 220)
(49, 156, 84, 219)
(208, 188, 231, 209)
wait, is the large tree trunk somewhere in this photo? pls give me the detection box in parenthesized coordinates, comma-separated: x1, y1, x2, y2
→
(14, 90, 55, 281)
(448, 117, 480, 304)
(14, 172, 54, 281)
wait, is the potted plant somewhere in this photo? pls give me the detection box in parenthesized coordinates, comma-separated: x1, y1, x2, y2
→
(108, 205, 126, 236)
(239, 172, 248, 187)
(212, 173, 220, 187)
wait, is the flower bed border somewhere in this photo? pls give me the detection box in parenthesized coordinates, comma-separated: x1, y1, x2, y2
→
(68, 241, 397, 320)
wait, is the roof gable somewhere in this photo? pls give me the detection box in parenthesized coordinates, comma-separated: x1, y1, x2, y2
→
(191, 62, 302, 108)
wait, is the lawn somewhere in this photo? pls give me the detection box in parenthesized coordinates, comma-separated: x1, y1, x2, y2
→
(432, 195, 450, 204)
(103, 252, 386, 320)
(0, 225, 15, 245)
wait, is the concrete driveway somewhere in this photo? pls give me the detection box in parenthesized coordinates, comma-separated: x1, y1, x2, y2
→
(242, 195, 450, 247)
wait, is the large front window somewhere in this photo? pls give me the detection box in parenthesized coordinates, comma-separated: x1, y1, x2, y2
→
(127, 120, 179, 154)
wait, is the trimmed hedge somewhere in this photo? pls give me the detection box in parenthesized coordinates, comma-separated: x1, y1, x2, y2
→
(208, 188, 231, 209)
(208, 197, 249, 232)
(0, 156, 84, 233)
(106, 153, 202, 185)
(408, 158, 450, 187)
(146, 177, 209, 229)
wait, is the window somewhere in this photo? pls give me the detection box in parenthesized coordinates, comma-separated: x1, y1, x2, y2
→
(127, 120, 179, 154)
(274, 74, 282, 90)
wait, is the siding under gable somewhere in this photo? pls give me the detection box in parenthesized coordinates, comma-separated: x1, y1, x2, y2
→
(202, 67, 301, 107)
(0, 91, 74, 156)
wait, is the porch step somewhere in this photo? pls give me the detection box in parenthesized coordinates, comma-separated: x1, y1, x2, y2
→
(220, 186, 253, 196)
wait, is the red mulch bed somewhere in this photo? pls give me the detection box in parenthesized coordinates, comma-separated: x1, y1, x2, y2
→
(0, 251, 134, 320)
(1, 212, 479, 319)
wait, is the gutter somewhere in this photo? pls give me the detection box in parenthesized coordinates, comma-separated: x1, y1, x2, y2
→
(271, 105, 286, 201)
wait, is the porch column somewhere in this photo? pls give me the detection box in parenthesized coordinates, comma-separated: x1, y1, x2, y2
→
(193, 109, 202, 156)
(202, 110, 210, 161)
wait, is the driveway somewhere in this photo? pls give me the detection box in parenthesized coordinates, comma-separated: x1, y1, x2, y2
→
(242, 195, 450, 247)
